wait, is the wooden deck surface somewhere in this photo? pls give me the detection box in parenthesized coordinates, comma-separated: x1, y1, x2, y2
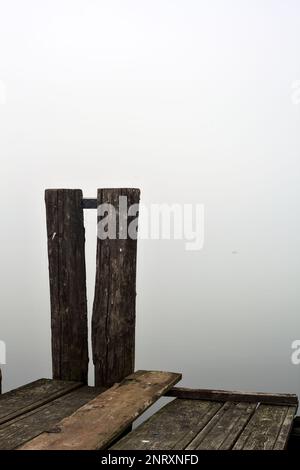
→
(111, 398, 297, 451)
(0, 373, 297, 451)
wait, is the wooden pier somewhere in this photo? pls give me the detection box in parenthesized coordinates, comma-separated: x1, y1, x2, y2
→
(0, 188, 298, 450)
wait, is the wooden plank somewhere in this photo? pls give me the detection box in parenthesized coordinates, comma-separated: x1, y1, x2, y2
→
(111, 399, 223, 450)
(0, 379, 82, 426)
(273, 407, 296, 450)
(233, 404, 297, 450)
(0, 386, 102, 450)
(186, 402, 257, 450)
(112, 399, 294, 451)
(19, 370, 181, 450)
(81, 198, 97, 209)
(92, 188, 140, 388)
(167, 387, 299, 407)
(45, 189, 89, 383)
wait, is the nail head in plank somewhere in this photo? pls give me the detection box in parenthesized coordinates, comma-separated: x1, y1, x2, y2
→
(19, 371, 181, 450)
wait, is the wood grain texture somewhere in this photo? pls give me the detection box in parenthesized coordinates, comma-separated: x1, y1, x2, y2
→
(186, 402, 257, 450)
(111, 399, 223, 450)
(45, 189, 89, 383)
(19, 370, 181, 450)
(92, 188, 140, 388)
(273, 407, 296, 450)
(0, 386, 102, 450)
(233, 404, 297, 450)
(0, 379, 82, 426)
(167, 387, 299, 407)
(111, 399, 295, 451)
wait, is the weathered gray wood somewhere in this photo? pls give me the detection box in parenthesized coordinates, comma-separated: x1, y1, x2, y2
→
(45, 189, 89, 383)
(112, 399, 295, 451)
(20, 370, 181, 450)
(273, 407, 296, 450)
(167, 387, 299, 407)
(186, 402, 257, 450)
(111, 399, 223, 450)
(218, 403, 257, 450)
(0, 379, 82, 426)
(92, 188, 140, 388)
(0, 386, 102, 450)
(233, 404, 297, 450)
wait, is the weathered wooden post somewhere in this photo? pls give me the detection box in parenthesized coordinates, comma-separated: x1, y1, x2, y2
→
(92, 188, 140, 388)
(45, 189, 89, 383)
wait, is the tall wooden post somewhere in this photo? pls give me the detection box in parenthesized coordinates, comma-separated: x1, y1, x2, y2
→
(92, 188, 140, 388)
(45, 189, 89, 383)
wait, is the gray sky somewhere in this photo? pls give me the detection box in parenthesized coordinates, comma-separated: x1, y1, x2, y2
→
(0, 0, 300, 399)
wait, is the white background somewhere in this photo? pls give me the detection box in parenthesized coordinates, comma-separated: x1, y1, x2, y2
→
(0, 0, 300, 399)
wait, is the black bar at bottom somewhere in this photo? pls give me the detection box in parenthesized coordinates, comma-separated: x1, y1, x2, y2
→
(0, 450, 295, 465)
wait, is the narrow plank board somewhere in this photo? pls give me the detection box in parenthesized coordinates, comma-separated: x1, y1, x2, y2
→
(20, 371, 181, 450)
(0, 387, 102, 450)
(186, 402, 257, 450)
(92, 188, 140, 388)
(274, 407, 297, 450)
(167, 387, 299, 407)
(111, 399, 223, 450)
(0, 379, 82, 426)
(45, 189, 89, 383)
(233, 404, 297, 450)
